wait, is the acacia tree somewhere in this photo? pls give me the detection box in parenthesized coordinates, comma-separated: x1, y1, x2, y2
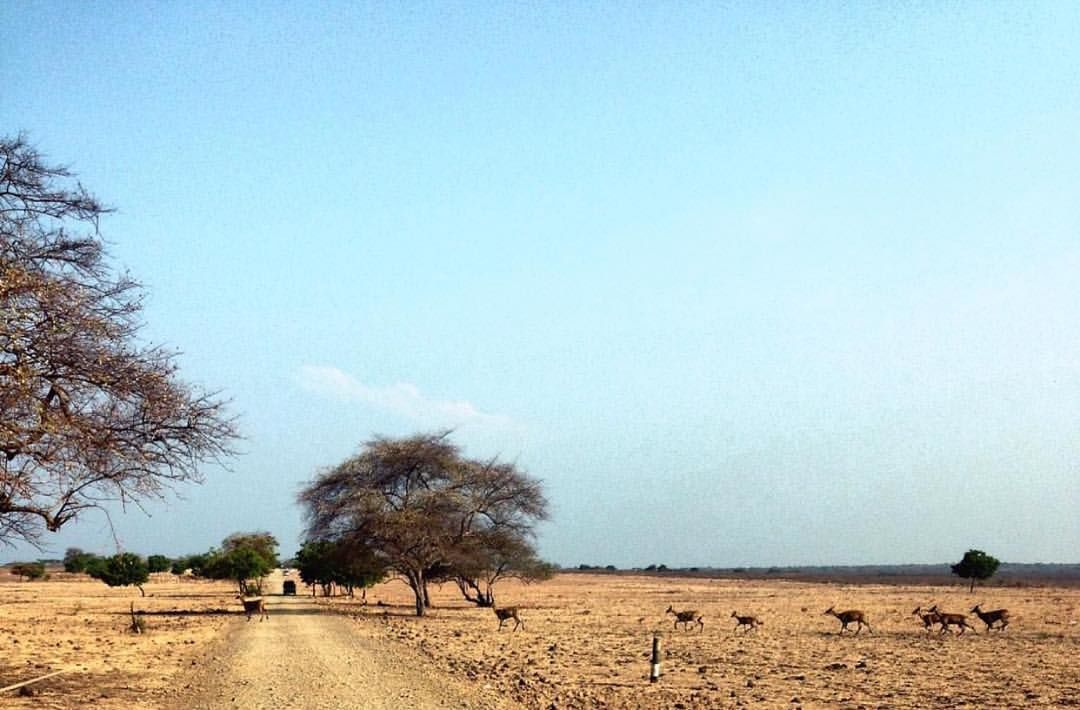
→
(298, 432, 549, 617)
(146, 554, 171, 573)
(296, 538, 386, 598)
(204, 532, 279, 595)
(89, 552, 150, 596)
(951, 549, 1001, 592)
(0, 135, 238, 546)
(170, 552, 209, 577)
(63, 547, 97, 573)
(9, 561, 46, 580)
(446, 528, 554, 607)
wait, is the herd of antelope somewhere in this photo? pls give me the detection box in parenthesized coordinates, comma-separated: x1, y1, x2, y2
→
(912, 603, 1011, 634)
(652, 603, 1009, 636)
(237, 587, 1010, 638)
(452, 601, 1012, 635)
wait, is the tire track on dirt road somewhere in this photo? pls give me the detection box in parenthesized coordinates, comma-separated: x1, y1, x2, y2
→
(172, 594, 521, 710)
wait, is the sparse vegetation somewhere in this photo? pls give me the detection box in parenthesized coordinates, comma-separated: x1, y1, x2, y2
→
(204, 532, 279, 595)
(9, 561, 46, 580)
(89, 553, 150, 596)
(442, 530, 554, 607)
(147, 554, 172, 574)
(295, 538, 386, 598)
(63, 547, 97, 573)
(952, 549, 1001, 592)
(129, 602, 146, 634)
(171, 552, 210, 577)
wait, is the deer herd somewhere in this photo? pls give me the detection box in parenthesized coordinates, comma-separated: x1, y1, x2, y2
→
(484, 600, 1011, 636)
(237, 588, 1011, 638)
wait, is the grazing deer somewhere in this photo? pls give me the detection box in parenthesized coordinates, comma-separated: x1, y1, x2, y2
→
(666, 605, 704, 632)
(971, 604, 1009, 632)
(927, 605, 977, 635)
(237, 596, 268, 622)
(823, 606, 872, 635)
(731, 611, 762, 632)
(912, 606, 942, 632)
(493, 606, 523, 631)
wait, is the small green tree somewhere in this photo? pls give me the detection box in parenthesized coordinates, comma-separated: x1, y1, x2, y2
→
(146, 555, 171, 573)
(296, 540, 338, 596)
(951, 549, 1001, 592)
(296, 539, 386, 598)
(89, 553, 150, 596)
(171, 553, 210, 577)
(63, 548, 98, 573)
(10, 561, 47, 580)
(205, 532, 278, 595)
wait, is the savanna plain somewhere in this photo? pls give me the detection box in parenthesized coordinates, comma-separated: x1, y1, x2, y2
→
(1, 570, 1077, 709)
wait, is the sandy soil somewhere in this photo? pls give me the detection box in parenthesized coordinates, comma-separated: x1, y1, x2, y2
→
(172, 581, 519, 710)
(328, 573, 1080, 709)
(0, 571, 237, 709)
(2, 569, 1078, 708)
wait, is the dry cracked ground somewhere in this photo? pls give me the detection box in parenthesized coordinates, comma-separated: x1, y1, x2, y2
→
(1, 570, 1078, 708)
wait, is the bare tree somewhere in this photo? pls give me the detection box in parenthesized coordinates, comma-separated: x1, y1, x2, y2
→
(298, 431, 549, 616)
(1, 134, 238, 545)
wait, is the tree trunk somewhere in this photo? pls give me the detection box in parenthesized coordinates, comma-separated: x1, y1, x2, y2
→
(456, 577, 495, 606)
(407, 568, 426, 616)
(422, 581, 432, 609)
(138, 585, 145, 597)
(969, 578, 975, 593)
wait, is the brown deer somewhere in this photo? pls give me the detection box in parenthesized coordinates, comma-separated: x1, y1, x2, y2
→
(666, 605, 704, 632)
(912, 605, 942, 632)
(493, 606, 523, 631)
(823, 606, 872, 635)
(731, 611, 762, 632)
(927, 605, 977, 635)
(237, 596, 268, 622)
(971, 604, 1009, 632)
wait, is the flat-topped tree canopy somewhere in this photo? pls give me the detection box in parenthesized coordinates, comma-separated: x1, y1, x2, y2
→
(298, 431, 549, 616)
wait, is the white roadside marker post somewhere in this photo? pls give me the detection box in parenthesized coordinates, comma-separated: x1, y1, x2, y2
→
(649, 634, 662, 683)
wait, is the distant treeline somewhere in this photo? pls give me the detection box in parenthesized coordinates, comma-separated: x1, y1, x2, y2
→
(567, 562, 1080, 585)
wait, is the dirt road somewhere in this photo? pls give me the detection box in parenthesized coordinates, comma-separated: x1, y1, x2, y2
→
(174, 593, 520, 710)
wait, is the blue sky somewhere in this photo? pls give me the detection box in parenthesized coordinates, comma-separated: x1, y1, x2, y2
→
(2, 2, 1078, 566)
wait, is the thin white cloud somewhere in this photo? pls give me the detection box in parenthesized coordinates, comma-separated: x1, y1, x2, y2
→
(296, 365, 513, 429)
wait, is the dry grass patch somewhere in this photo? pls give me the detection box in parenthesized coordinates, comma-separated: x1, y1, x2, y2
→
(0, 571, 240, 709)
(331, 573, 1080, 709)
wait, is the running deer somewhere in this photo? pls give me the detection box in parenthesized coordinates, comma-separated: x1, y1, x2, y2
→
(237, 596, 268, 622)
(731, 611, 763, 632)
(971, 604, 1010, 632)
(823, 606, 872, 635)
(927, 605, 977, 634)
(666, 605, 704, 632)
(493, 606, 523, 631)
(912, 606, 942, 632)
